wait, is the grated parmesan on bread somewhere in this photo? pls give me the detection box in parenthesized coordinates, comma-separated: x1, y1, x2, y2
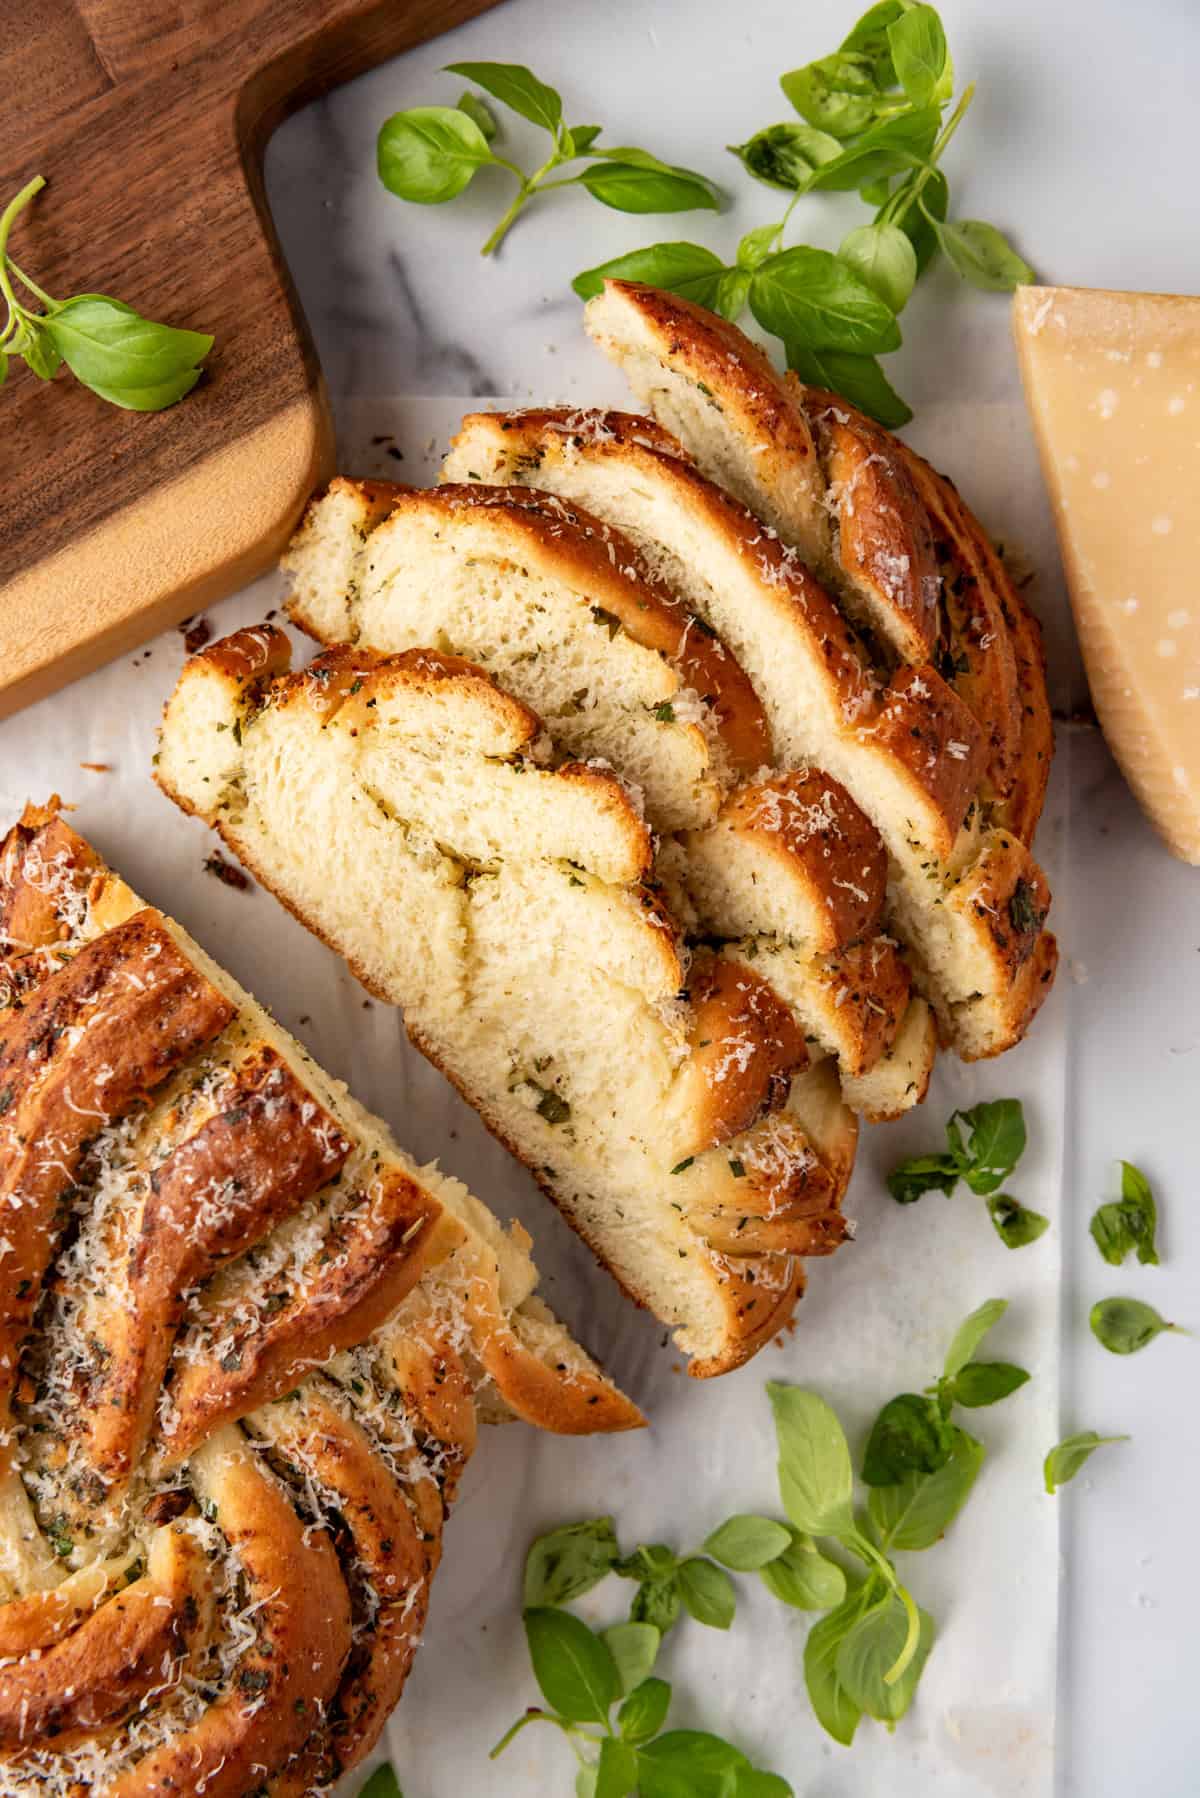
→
(158, 628, 859, 1378)
(0, 800, 639, 1798)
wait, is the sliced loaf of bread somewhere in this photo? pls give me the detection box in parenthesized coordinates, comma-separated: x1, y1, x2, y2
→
(158, 629, 858, 1376)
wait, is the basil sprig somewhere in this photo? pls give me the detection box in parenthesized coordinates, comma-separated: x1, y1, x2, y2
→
(887, 1097, 1050, 1247)
(1090, 1161, 1160, 1266)
(377, 61, 717, 256)
(576, 1, 1032, 425)
(0, 176, 212, 412)
(1043, 1431, 1129, 1495)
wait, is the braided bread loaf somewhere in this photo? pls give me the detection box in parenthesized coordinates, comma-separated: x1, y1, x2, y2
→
(0, 802, 639, 1797)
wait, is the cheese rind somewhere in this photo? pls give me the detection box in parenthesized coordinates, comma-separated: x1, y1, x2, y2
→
(1014, 284, 1200, 864)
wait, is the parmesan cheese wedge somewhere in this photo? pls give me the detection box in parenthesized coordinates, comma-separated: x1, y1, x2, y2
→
(1014, 284, 1200, 864)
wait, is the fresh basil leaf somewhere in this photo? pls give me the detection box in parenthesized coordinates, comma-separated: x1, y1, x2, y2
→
(859, 175, 892, 206)
(703, 1514, 791, 1571)
(573, 242, 728, 307)
(1089, 1297, 1183, 1356)
(444, 60, 563, 135)
(887, 3, 953, 107)
(862, 1393, 955, 1485)
(356, 1766, 403, 1798)
(786, 343, 912, 429)
(803, 1593, 865, 1745)
(728, 123, 842, 192)
(1044, 1431, 1129, 1493)
(893, 167, 948, 274)
(933, 218, 1035, 292)
(836, 1588, 935, 1723)
(838, 221, 917, 312)
(568, 124, 603, 154)
(630, 1574, 682, 1635)
(1090, 1161, 1159, 1266)
(987, 1193, 1050, 1248)
(951, 1099, 1026, 1194)
(715, 268, 751, 320)
(524, 1517, 619, 1606)
(637, 1730, 750, 1798)
(678, 1557, 736, 1629)
(736, 225, 781, 271)
(750, 247, 901, 355)
(43, 295, 211, 396)
(616, 1544, 678, 1582)
(21, 324, 62, 380)
(950, 1361, 1031, 1407)
(885, 1152, 960, 1205)
(70, 366, 206, 412)
(868, 1426, 985, 1551)
(780, 52, 881, 139)
(841, 1, 905, 81)
(768, 1383, 856, 1538)
(595, 1736, 639, 1798)
(457, 91, 498, 142)
(579, 161, 719, 215)
(942, 1297, 1008, 1379)
(758, 1529, 846, 1610)
(377, 105, 496, 204)
(804, 108, 942, 194)
(602, 1621, 660, 1696)
(618, 1675, 672, 1745)
(523, 1606, 619, 1723)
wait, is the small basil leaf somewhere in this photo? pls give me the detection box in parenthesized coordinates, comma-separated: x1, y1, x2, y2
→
(887, 3, 953, 107)
(21, 325, 62, 380)
(862, 1392, 955, 1485)
(758, 1529, 846, 1610)
(602, 1621, 660, 1696)
(524, 1517, 619, 1606)
(703, 1514, 791, 1571)
(377, 105, 495, 204)
(933, 218, 1035, 292)
(836, 1589, 935, 1723)
(568, 123, 603, 154)
(803, 1593, 865, 1745)
(636, 1730, 750, 1798)
(867, 1426, 985, 1551)
(630, 1574, 682, 1635)
(1089, 1297, 1183, 1356)
(444, 60, 562, 134)
(678, 1557, 736, 1629)
(736, 224, 781, 271)
(1090, 1161, 1159, 1266)
(768, 1383, 856, 1538)
(780, 52, 881, 139)
(1044, 1431, 1129, 1494)
(987, 1193, 1050, 1248)
(616, 1544, 678, 1582)
(523, 1606, 619, 1723)
(787, 343, 912, 429)
(838, 221, 917, 313)
(885, 1152, 960, 1205)
(942, 1297, 1008, 1379)
(892, 167, 948, 274)
(951, 1100, 1026, 1193)
(578, 161, 718, 215)
(728, 122, 842, 192)
(456, 91, 497, 142)
(859, 175, 892, 206)
(573, 242, 728, 308)
(618, 1675, 672, 1745)
(715, 268, 751, 321)
(43, 295, 211, 390)
(950, 1361, 1031, 1407)
(356, 1766, 403, 1798)
(840, 1, 904, 84)
(750, 247, 901, 355)
(803, 108, 941, 194)
(595, 1736, 639, 1798)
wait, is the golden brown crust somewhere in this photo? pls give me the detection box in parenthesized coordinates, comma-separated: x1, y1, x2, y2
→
(861, 665, 986, 860)
(667, 952, 808, 1160)
(724, 935, 911, 1080)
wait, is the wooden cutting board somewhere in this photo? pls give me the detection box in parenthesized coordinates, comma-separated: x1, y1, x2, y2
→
(0, 0, 502, 720)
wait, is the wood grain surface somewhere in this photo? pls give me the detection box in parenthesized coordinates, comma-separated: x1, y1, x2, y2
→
(0, 0, 503, 718)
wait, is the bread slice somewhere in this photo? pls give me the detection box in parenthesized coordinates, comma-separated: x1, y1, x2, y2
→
(0, 801, 638, 1796)
(284, 478, 772, 831)
(158, 630, 858, 1376)
(281, 479, 926, 1112)
(443, 407, 1057, 1058)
